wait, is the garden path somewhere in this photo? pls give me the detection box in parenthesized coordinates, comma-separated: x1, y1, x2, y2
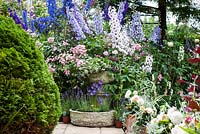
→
(53, 123, 124, 134)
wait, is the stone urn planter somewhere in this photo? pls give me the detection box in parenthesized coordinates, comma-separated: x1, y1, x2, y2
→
(70, 109, 115, 127)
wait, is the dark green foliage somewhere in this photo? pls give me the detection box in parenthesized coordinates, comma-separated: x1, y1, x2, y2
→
(0, 16, 61, 133)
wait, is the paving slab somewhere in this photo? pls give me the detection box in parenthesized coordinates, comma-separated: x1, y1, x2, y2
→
(101, 127, 123, 134)
(53, 123, 124, 134)
(64, 124, 101, 134)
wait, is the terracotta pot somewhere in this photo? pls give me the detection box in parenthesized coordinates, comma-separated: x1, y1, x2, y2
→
(125, 114, 135, 134)
(62, 116, 70, 124)
(115, 120, 123, 128)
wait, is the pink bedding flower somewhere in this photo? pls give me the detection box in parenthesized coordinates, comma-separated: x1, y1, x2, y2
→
(48, 37, 54, 43)
(158, 74, 163, 82)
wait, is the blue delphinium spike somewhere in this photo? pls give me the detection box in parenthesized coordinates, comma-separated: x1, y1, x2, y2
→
(46, 0, 57, 17)
(103, 3, 110, 21)
(73, 6, 92, 34)
(128, 13, 145, 41)
(22, 10, 28, 30)
(149, 26, 161, 45)
(69, 12, 86, 40)
(94, 11, 103, 35)
(85, 0, 92, 11)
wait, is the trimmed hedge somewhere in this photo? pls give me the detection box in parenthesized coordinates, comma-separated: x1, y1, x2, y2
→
(0, 16, 61, 133)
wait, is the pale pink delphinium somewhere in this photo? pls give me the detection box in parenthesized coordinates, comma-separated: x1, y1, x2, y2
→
(48, 37, 54, 43)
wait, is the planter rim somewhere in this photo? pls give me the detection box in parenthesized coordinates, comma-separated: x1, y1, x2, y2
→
(70, 109, 115, 114)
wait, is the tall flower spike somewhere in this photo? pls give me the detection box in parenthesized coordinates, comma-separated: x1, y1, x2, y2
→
(22, 10, 28, 30)
(73, 6, 92, 34)
(69, 12, 86, 40)
(149, 26, 161, 45)
(117, 1, 128, 24)
(94, 11, 103, 35)
(103, 3, 110, 21)
(128, 13, 145, 41)
(85, 0, 92, 11)
(46, 0, 57, 17)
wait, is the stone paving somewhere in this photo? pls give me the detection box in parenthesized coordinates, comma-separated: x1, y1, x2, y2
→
(53, 123, 124, 134)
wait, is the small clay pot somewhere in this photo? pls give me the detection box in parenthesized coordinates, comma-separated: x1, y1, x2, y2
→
(62, 116, 70, 124)
(115, 120, 123, 128)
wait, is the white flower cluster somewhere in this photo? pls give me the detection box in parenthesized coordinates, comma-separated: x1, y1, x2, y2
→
(147, 107, 186, 134)
(142, 55, 153, 73)
(107, 7, 135, 55)
(125, 90, 154, 114)
(178, 46, 185, 62)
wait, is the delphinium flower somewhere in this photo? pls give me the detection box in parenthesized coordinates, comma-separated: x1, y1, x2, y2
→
(34, 16, 59, 33)
(63, 0, 74, 8)
(46, 0, 57, 17)
(73, 6, 92, 34)
(68, 12, 86, 40)
(102, 3, 110, 21)
(9, 8, 27, 30)
(142, 55, 153, 73)
(178, 46, 185, 62)
(94, 10, 103, 35)
(17, 0, 21, 6)
(128, 13, 145, 41)
(117, 1, 128, 24)
(107, 7, 134, 55)
(22, 9, 28, 30)
(149, 26, 162, 45)
(85, 0, 92, 11)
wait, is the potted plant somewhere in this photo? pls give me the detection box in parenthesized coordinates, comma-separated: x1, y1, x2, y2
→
(114, 107, 124, 128)
(61, 93, 71, 124)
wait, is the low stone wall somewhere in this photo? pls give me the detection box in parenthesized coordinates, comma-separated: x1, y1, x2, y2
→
(70, 110, 115, 127)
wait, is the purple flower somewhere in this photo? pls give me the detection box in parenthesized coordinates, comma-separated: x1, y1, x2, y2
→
(85, 0, 92, 11)
(149, 26, 162, 45)
(128, 13, 144, 41)
(17, 0, 21, 5)
(73, 6, 92, 34)
(117, 1, 128, 24)
(94, 12, 103, 35)
(9, 9, 27, 30)
(97, 97, 103, 104)
(69, 12, 86, 40)
(103, 3, 110, 21)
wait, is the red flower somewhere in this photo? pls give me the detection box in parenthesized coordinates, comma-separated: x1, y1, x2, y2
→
(188, 58, 200, 63)
(177, 79, 187, 84)
(187, 85, 195, 92)
(195, 47, 200, 54)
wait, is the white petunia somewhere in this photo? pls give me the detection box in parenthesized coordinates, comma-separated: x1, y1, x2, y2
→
(171, 124, 185, 134)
